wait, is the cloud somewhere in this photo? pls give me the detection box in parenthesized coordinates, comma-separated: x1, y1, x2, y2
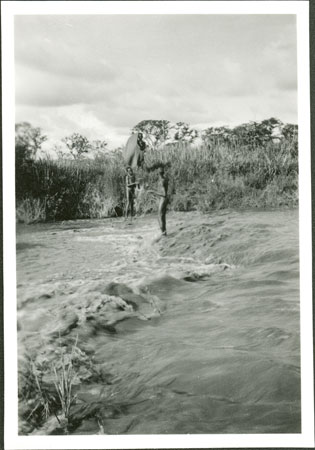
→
(16, 103, 130, 149)
(15, 62, 144, 108)
(15, 14, 298, 149)
(15, 16, 117, 82)
(259, 30, 297, 91)
(16, 86, 297, 152)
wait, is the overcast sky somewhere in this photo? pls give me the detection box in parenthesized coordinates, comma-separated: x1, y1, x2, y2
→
(15, 14, 297, 149)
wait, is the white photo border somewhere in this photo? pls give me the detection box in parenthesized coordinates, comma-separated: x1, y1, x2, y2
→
(2, 1, 313, 449)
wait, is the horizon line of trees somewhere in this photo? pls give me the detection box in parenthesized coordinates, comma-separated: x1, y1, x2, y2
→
(16, 117, 298, 163)
(133, 117, 298, 148)
(15, 122, 109, 162)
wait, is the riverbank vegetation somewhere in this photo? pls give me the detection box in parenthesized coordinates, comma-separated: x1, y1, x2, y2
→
(15, 119, 298, 223)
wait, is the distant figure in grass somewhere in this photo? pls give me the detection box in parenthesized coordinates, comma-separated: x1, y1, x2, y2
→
(125, 166, 139, 219)
(137, 132, 146, 152)
(147, 166, 169, 236)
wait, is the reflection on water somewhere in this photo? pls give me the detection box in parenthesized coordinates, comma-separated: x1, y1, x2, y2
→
(17, 209, 300, 434)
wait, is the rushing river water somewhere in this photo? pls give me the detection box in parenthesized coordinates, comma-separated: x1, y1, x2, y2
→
(16, 209, 300, 435)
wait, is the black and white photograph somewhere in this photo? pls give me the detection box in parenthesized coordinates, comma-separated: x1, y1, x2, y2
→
(2, 1, 314, 448)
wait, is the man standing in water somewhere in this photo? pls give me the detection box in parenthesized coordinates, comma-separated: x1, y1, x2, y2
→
(125, 166, 139, 219)
(148, 166, 169, 236)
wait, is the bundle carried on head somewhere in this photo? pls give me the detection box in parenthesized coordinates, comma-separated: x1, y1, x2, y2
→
(123, 132, 146, 169)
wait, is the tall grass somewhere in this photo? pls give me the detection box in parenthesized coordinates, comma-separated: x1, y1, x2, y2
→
(16, 153, 126, 222)
(53, 347, 77, 433)
(143, 139, 298, 210)
(16, 139, 298, 223)
(19, 338, 82, 434)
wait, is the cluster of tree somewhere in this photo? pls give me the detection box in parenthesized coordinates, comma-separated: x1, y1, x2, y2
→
(15, 122, 48, 165)
(15, 122, 108, 163)
(202, 118, 298, 147)
(132, 117, 298, 149)
(58, 134, 108, 159)
(173, 122, 199, 143)
(131, 120, 171, 146)
(132, 120, 199, 147)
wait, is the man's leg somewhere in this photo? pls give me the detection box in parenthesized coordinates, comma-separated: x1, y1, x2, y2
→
(158, 198, 163, 232)
(161, 200, 167, 234)
(159, 198, 167, 235)
(130, 194, 134, 218)
(125, 191, 130, 218)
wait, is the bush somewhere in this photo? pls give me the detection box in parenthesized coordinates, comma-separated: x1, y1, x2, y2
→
(19, 339, 92, 434)
(16, 198, 46, 224)
(16, 154, 126, 221)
